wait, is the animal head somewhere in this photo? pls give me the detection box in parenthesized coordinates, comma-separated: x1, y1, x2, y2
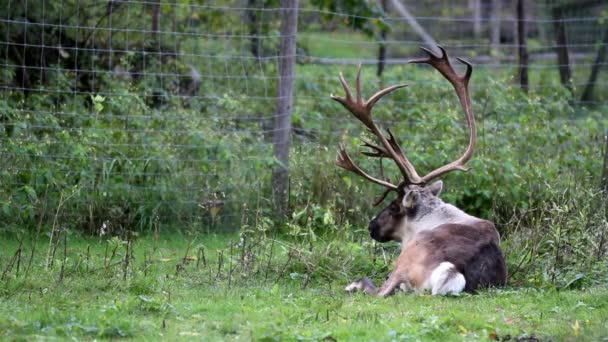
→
(368, 181, 445, 242)
(331, 47, 476, 243)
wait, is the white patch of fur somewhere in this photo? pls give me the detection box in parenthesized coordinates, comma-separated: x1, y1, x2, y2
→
(398, 281, 412, 292)
(428, 262, 465, 296)
(394, 202, 480, 247)
(416, 203, 478, 229)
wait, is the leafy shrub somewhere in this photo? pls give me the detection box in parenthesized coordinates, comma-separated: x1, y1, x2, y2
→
(502, 184, 607, 288)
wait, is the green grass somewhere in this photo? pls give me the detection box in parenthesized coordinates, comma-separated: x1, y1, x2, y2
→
(298, 31, 377, 59)
(1, 232, 607, 341)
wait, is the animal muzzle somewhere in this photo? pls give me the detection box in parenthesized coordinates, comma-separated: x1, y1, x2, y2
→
(368, 218, 390, 243)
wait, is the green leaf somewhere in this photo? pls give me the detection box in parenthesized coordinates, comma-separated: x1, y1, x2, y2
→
(23, 186, 37, 202)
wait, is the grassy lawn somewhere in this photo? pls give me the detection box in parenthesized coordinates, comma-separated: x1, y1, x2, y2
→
(1, 232, 607, 341)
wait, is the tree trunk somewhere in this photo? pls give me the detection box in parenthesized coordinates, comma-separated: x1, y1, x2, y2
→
(602, 135, 608, 194)
(601, 135, 608, 259)
(581, 27, 608, 103)
(490, 0, 501, 63)
(272, 0, 299, 218)
(377, 0, 388, 77)
(246, 0, 262, 59)
(470, 0, 482, 39)
(516, 0, 529, 92)
(388, 0, 439, 54)
(552, 8, 573, 92)
(151, 0, 161, 48)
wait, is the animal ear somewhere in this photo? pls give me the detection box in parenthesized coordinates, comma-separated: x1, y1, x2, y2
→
(429, 180, 443, 196)
(402, 191, 419, 209)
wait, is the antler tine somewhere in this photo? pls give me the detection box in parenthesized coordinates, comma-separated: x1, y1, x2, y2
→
(355, 63, 363, 103)
(360, 140, 389, 158)
(336, 143, 398, 190)
(456, 57, 473, 82)
(373, 188, 394, 206)
(364, 128, 413, 177)
(367, 84, 408, 108)
(331, 66, 422, 185)
(337, 72, 354, 101)
(385, 128, 409, 165)
(409, 46, 477, 183)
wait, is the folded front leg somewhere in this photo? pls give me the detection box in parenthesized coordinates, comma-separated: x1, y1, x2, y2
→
(376, 272, 404, 297)
(345, 277, 377, 295)
(345, 272, 405, 297)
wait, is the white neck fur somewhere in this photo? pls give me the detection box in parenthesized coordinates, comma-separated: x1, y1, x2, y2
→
(396, 203, 479, 247)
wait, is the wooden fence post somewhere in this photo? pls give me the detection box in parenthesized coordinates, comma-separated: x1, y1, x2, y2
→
(272, 0, 299, 217)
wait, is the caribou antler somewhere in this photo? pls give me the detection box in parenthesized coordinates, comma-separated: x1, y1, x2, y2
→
(330, 64, 420, 186)
(332, 46, 478, 198)
(336, 143, 398, 191)
(409, 46, 476, 184)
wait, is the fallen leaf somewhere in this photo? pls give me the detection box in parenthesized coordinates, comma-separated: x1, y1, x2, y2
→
(572, 320, 580, 336)
(138, 295, 154, 303)
(210, 206, 220, 219)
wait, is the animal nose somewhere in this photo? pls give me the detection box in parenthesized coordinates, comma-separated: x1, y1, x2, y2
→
(368, 218, 383, 241)
(368, 218, 377, 233)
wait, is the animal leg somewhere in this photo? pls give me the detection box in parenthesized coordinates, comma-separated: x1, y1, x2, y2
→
(376, 272, 404, 297)
(345, 277, 377, 295)
(346, 271, 407, 297)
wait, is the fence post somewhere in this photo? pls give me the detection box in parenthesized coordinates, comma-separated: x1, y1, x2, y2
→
(272, 0, 299, 218)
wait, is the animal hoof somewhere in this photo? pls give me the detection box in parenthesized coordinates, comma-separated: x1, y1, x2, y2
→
(345, 277, 375, 293)
(344, 281, 361, 292)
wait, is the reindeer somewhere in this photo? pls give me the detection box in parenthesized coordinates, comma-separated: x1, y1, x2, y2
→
(331, 46, 507, 297)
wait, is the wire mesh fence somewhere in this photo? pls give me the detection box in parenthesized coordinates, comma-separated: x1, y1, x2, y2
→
(1, 0, 606, 234)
